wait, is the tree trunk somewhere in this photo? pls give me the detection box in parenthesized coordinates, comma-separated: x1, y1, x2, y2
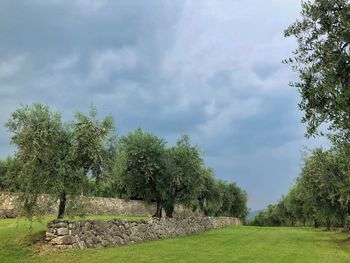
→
(314, 218, 319, 228)
(326, 217, 331, 230)
(57, 192, 67, 219)
(164, 201, 175, 218)
(340, 214, 346, 228)
(291, 218, 295, 227)
(153, 199, 162, 218)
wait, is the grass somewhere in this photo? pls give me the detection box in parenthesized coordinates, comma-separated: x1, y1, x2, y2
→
(1, 217, 350, 263)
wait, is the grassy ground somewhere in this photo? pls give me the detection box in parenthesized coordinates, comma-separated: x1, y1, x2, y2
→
(1, 217, 350, 263)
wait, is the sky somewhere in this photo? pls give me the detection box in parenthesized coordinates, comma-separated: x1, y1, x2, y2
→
(0, 0, 328, 210)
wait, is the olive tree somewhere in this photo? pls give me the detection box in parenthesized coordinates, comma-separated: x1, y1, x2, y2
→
(218, 182, 249, 219)
(163, 135, 206, 218)
(116, 128, 167, 218)
(285, 0, 350, 140)
(0, 157, 20, 192)
(198, 169, 224, 216)
(6, 104, 114, 219)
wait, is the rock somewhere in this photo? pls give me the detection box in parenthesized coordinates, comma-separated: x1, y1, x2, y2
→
(94, 220, 109, 233)
(56, 228, 69, 236)
(78, 241, 86, 249)
(50, 236, 74, 245)
(338, 228, 349, 233)
(51, 221, 68, 228)
(46, 232, 55, 238)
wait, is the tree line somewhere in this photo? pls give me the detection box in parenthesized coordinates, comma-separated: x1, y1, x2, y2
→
(250, 146, 350, 228)
(0, 104, 248, 220)
(251, 0, 350, 229)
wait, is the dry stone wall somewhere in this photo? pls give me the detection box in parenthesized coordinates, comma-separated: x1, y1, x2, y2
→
(46, 217, 241, 249)
(0, 192, 18, 218)
(0, 192, 203, 218)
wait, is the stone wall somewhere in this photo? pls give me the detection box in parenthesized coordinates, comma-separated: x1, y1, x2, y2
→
(46, 217, 241, 249)
(0, 192, 203, 218)
(0, 192, 18, 218)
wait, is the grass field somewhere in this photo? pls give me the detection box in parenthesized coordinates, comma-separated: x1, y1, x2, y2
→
(1, 217, 350, 263)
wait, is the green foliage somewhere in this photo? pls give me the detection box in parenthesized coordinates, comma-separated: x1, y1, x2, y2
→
(198, 168, 224, 216)
(163, 135, 206, 217)
(5, 103, 115, 219)
(218, 182, 249, 219)
(3, 104, 247, 220)
(285, 0, 350, 139)
(198, 175, 248, 219)
(0, 156, 21, 192)
(6, 104, 66, 218)
(298, 148, 350, 228)
(116, 128, 167, 217)
(116, 130, 248, 219)
(250, 146, 350, 228)
(73, 106, 114, 179)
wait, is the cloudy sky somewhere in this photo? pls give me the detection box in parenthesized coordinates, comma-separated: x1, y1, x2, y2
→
(0, 0, 327, 210)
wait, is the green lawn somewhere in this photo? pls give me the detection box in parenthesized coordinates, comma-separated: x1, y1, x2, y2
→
(1, 217, 350, 263)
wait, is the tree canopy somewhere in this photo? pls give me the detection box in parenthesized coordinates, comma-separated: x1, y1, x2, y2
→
(2, 103, 248, 221)
(285, 0, 350, 140)
(116, 128, 167, 218)
(250, 147, 350, 228)
(5, 104, 114, 219)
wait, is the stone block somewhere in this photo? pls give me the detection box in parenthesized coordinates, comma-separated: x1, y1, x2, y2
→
(50, 236, 74, 245)
(56, 228, 69, 236)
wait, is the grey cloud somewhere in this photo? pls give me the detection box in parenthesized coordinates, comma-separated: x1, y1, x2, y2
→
(0, 0, 326, 210)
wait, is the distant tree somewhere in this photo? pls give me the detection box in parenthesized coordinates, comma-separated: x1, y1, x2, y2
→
(284, 185, 308, 226)
(252, 147, 350, 228)
(117, 128, 167, 218)
(299, 148, 350, 228)
(249, 204, 282, 227)
(162, 135, 206, 218)
(284, 0, 350, 139)
(250, 210, 269, 226)
(0, 156, 21, 192)
(198, 169, 224, 216)
(0, 159, 5, 190)
(6, 104, 114, 219)
(217, 181, 249, 220)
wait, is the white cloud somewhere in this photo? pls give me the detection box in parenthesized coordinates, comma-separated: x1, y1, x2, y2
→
(198, 97, 261, 137)
(0, 55, 26, 80)
(53, 54, 80, 71)
(89, 48, 138, 82)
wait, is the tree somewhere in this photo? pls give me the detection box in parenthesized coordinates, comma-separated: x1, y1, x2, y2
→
(218, 182, 249, 220)
(299, 148, 350, 228)
(250, 147, 350, 228)
(284, 184, 309, 226)
(249, 204, 283, 227)
(198, 169, 224, 216)
(0, 159, 5, 190)
(6, 104, 65, 219)
(117, 128, 167, 218)
(163, 135, 206, 218)
(284, 0, 350, 139)
(0, 156, 21, 192)
(6, 104, 114, 219)
(54, 106, 114, 219)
